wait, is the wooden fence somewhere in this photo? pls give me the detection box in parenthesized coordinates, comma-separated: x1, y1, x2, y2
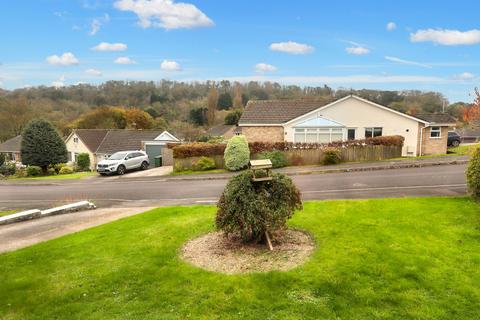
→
(173, 145, 402, 171)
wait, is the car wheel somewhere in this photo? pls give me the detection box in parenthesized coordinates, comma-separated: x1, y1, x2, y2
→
(452, 140, 460, 147)
(141, 161, 149, 170)
(99, 173, 107, 176)
(117, 165, 126, 175)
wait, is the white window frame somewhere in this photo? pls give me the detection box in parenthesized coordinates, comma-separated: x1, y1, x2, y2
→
(430, 126, 441, 139)
(73, 137, 79, 143)
(293, 127, 345, 143)
(365, 127, 383, 138)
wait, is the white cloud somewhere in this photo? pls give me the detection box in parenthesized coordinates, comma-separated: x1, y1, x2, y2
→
(46, 52, 79, 66)
(410, 28, 480, 45)
(160, 59, 181, 71)
(255, 63, 277, 74)
(85, 68, 102, 76)
(51, 75, 66, 88)
(91, 42, 127, 51)
(113, 0, 214, 30)
(454, 72, 475, 80)
(346, 46, 370, 55)
(90, 14, 110, 36)
(269, 41, 314, 55)
(384, 56, 431, 68)
(114, 56, 137, 64)
(386, 22, 396, 31)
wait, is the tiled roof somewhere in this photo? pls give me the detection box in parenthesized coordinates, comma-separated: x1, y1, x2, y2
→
(74, 129, 109, 153)
(206, 125, 235, 136)
(238, 98, 335, 124)
(415, 113, 457, 124)
(95, 130, 165, 154)
(0, 135, 22, 152)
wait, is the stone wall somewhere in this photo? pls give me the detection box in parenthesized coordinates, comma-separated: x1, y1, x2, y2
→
(162, 147, 174, 166)
(420, 126, 450, 155)
(240, 126, 284, 143)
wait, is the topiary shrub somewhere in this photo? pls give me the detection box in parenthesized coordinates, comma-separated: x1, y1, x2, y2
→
(26, 165, 43, 177)
(257, 150, 288, 168)
(76, 153, 90, 172)
(466, 146, 480, 200)
(322, 147, 341, 165)
(216, 171, 302, 243)
(193, 156, 216, 171)
(59, 166, 74, 175)
(224, 135, 250, 171)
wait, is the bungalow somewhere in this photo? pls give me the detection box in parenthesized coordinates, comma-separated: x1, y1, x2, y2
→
(65, 129, 180, 170)
(0, 135, 22, 162)
(238, 95, 456, 156)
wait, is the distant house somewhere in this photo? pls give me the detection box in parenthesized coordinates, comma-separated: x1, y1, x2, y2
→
(0, 135, 22, 162)
(206, 125, 237, 139)
(65, 129, 180, 169)
(238, 95, 456, 156)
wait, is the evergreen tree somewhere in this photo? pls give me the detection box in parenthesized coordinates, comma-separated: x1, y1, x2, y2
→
(21, 119, 68, 172)
(217, 92, 233, 110)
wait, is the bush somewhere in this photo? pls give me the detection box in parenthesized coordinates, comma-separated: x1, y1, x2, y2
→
(193, 157, 216, 171)
(0, 163, 16, 176)
(216, 171, 303, 243)
(466, 147, 480, 200)
(257, 150, 288, 168)
(26, 166, 43, 177)
(53, 163, 67, 174)
(76, 153, 90, 171)
(322, 147, 341, 165)
(59, 166, 74, 175)
(47, 167, 56, 176)
(224, 110, 243, 125)
(224, 135, 250, 171)
(15, 168, 27, 178)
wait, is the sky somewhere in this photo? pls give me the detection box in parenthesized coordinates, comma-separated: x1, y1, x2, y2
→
(1, 0, 480, 102)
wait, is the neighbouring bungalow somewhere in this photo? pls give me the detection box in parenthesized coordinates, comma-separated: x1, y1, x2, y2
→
(0, 135, 22, 162)
(206, 124, 238, 140)
(65, 129, 180, 170)
(238, 95, 456, 156)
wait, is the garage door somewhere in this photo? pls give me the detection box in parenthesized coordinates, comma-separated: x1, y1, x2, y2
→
(145, 144, 164, 167)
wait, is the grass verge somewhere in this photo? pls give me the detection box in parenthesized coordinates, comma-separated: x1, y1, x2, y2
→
(8, 172, 96, 181)
(0, 210, 16, 217)
(0, 198, 479, 319)
(171, 168, 228, 176)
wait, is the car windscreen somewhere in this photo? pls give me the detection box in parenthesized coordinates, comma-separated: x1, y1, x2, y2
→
(108, 152, 127, 160)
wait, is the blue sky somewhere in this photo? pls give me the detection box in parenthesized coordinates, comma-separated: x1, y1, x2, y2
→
(1, 0, 480, 102)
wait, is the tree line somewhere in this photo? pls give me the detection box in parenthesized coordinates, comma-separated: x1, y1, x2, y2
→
(0, 79, 478, 142)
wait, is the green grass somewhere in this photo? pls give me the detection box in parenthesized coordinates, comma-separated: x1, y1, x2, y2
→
(1, 198, 479, 319)
(0, 210, 16, 217)
(8, 172, 96, 181)
(448, 143, 480, 156)
(171, 168, 228, 175)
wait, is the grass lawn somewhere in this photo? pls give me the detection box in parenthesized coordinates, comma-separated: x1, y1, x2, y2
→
(1, 197, 479, 319)
(448, 143, 480, 156)
(8, 172, 96, 181)
(0, 210, 16, 217)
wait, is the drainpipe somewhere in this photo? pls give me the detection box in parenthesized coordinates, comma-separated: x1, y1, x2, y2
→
(419, 124, 428, 156)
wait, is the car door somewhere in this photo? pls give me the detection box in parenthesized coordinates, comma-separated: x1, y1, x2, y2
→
(133, 152, 144, 168)
(125, 153, 137, 169)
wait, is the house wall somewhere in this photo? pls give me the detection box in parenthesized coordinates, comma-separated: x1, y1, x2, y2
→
(419, 125, 450, 155)
(65, 133, 96, 170)
(240, 126, 284, 143)
(284, 97, 420, 157)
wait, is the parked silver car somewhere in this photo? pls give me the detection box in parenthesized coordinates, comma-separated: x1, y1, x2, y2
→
(97, 151, 149, 176)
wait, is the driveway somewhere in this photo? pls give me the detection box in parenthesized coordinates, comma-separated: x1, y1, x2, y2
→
(93, 166, 173, 180)
(0, 206, 154, 253)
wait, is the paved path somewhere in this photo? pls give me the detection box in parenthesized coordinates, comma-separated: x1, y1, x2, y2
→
(0, 206, 154, 253)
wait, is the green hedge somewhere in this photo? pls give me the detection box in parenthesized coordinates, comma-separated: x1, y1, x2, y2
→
(467, 146, 480, 200)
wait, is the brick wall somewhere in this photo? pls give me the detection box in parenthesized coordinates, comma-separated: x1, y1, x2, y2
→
(240, 126, 284, 143)
(420, 125, 449, 155)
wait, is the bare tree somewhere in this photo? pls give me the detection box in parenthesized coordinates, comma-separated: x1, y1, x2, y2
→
(207, 84, 218, 125)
